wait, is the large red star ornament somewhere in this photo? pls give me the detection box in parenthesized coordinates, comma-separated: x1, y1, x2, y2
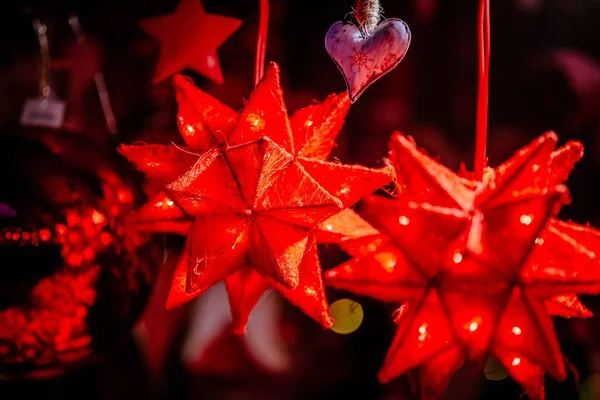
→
(325, 132, 600, 399)
(138, 0, 242, 84)
(119, 63, 394, 333)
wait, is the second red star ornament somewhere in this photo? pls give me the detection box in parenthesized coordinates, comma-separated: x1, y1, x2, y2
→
(326, 132, 600, 399)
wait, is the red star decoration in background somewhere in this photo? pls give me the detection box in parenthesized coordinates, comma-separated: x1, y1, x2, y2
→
(326, 132, 600, 399)
(138, 0, 242, 83)
(120, 63, 394, 333)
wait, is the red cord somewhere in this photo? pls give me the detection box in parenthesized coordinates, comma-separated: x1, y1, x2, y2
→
(254, 0, 269, 86)
(474, 0, 490, 179)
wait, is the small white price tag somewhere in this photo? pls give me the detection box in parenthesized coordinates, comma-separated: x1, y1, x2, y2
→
(20, 97, 66, 129)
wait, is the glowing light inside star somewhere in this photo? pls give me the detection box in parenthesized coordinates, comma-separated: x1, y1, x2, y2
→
(512, 326, 522, 335)
(167, 200, 174, 206)
(535, 237, 544, 245)
(304, 120, 313, 128)
(246, 113, 265, 132)
(520, 214, 533, 225)
(329, 299, 364, 335)
(512, 357, 521, 366)
(469, 321, 479, 332)
(453, 252, 463, 264)
(398, 215, 410, 225)
(418, 323, 428, 341)
(325, 224, 333, 231)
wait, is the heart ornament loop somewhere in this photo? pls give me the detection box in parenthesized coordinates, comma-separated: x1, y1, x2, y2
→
(325, 18, 411, 102)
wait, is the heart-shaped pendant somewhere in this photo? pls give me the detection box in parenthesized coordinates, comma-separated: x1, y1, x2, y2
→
(325, 18, 411, 102)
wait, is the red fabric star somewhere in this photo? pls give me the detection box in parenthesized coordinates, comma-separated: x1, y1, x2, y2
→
(138, 0, 242, 83)
(326, 132, 600, 399)
(120, 63, 394, 333)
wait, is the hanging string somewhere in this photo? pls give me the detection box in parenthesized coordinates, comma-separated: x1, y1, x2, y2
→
(354, 0, 382, 36)
(68, 13, 118, 135)
(254, 0, 269, 85)
(474, 0, 490, 180)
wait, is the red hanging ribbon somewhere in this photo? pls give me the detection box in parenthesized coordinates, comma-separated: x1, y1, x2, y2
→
(475, 0, 490, 179)
(254, 0, 270, 85)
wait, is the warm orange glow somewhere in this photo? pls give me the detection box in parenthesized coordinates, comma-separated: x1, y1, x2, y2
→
(92, 210, 107, 225)
(117, 189, 133, 203)
(39, 229, 51, 241)
(56, 224, 68, 235)
(398, 215, 410, 225)
(512, 326, 522, 335)
(512, 357, 521, 366)
(246, 112, 265, 132)
(469, 321, 479, 332)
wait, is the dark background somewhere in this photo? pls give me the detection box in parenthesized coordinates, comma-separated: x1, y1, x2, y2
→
(1, 0, 600, 399)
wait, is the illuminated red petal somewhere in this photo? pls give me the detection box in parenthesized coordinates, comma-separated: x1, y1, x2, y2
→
(118, 143, 198, 183)
(493, 347, 546, 400)
(494, 288, 566, 381)
(127, 191, 191, 235)
(545, 295, 592, 318)
(166, 245, 199, 309)
(228, 63, 294, 153)
(166, 149, 247, 215)
(388, 133, 475, 209)
(326, 246, 427, 303)
(254, 140, 342, 227)
(291, 92, 350, 160)
(298, 158, 395, 207)
(523, 219, 600, 295)
(185, 216, 250, 294)
(225, 269, 269, 334)
(250, 217, 308, 289)
(362, 196, 468, 278)
(548, 140, 584, 185)
(378, 290, 459, 383)
(420, 347, 466, 400)
(478, 132, 558, 208)
(173, 74, 237, 149)
(439, 288, 511, 361)
(269, 236, 334, 328)
(479, 190, 565, 277)
(316, 208, 380, 244)
(339, 232, 389, 258)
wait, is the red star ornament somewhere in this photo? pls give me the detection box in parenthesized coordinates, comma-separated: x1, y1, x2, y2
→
(138, 0, 242, 83)
(326, 132, 600, 399)
(120, 63, 394, 333)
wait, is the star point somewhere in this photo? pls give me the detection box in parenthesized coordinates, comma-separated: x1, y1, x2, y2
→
(138, 0, 242, 83)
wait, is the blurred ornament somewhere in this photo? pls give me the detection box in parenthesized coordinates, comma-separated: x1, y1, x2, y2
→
(329, 298, 364, 335)
(119, 62, 394, 333)
(484, 356, 508, 381)
(138, 0, 242, 84)
(326, 132, 600, 399)
(580, 373, 600, 400)
(0, 130, 158, 379)
(182, 282, 291, 375)
(325, 0, 411, 102)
